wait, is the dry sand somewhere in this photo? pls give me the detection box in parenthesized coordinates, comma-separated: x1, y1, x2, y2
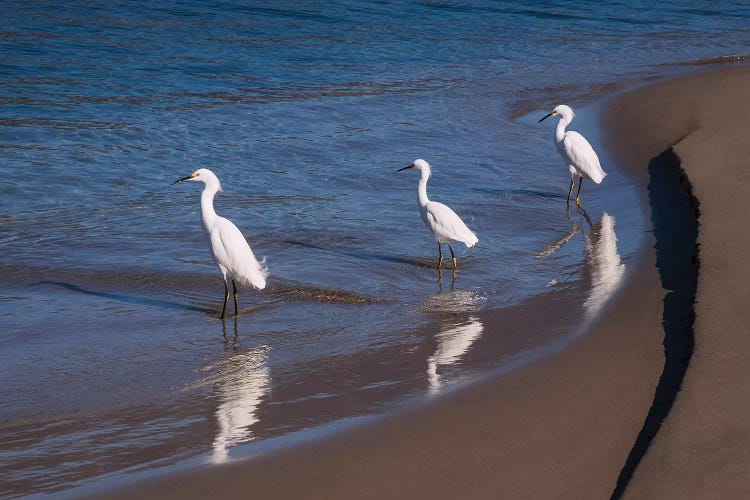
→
(608, 67, 750, 499)
(103, 66, 750, 499)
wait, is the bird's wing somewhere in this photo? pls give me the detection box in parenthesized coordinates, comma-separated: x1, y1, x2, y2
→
(425, 202, 478, 247)
(563, 131, 606, 183)
(214, 217, 267, 289)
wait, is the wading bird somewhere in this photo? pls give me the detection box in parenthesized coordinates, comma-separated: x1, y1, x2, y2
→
(396, 159, 478, 270)
(538, 104, 606, 206)
(172, 168, 267, 318)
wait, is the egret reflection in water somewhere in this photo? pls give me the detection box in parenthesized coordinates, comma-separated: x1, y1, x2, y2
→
(582, 212, 625, 320)
(427, 316, 484, 394)
(535, 223, 582, 259)
(209, 323, 270, 464)
(536, 211, 625, 322)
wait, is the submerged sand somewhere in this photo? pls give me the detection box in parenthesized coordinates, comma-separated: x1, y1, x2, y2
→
(103, 66, 750, 498)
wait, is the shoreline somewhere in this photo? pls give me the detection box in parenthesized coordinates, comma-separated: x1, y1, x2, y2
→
(97, 88, 674, 499)
(3, 95, 653, 498)
(3, 151, 640, 497)
(101, 65, 750, 498)
(102, 262, 665, 498)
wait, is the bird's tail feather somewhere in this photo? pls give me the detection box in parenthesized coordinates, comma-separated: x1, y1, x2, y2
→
(233, 254, 268, 290)
(591, 170, 607, 184)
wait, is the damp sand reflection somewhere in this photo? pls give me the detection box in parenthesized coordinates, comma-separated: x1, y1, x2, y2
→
(582, 213, 626, 321)
(427, 316, 484, 394)
(195, 319, 271, 464)
(536, 210, 626, 323)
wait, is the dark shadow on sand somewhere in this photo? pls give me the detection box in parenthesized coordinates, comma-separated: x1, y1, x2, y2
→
(610, 148, 699, 498)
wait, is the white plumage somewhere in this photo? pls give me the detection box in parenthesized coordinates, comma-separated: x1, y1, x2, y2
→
(208, 217, 267, 290)
(539, 104, 606, 205)
(173, 168, 267, 318)
(397, 159, 478, 270)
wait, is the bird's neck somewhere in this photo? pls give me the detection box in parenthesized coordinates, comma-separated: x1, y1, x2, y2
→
(200, 185, 219, 229)
(555, 117, 569, 144)
(418, 174, 430, 208)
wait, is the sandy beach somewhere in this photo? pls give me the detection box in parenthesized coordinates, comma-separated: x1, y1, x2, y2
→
(610, 67, 750, 499)
(97, 65, 750, 499)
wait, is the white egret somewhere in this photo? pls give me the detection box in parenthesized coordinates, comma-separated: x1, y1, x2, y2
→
(538, 104, 606, 206)
(172, 168, 267, 318)
(396, 159, 478, 270)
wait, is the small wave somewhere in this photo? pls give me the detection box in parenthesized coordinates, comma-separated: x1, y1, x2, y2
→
(161, 77, 452, 109)
(269, 278, 380, 304)
(0, 263, 378, 308)
(284, 239, 437, 269)
(473, 186, 562, 200)
(657, 54, 750, 67)
(0, 143, 54, 150)
(0, 295, 29, 303)
(0, 117, 130, 131)
(509, 79, 643, 120)
(228, 194, 342, 206)
(420, 289, 487, 313)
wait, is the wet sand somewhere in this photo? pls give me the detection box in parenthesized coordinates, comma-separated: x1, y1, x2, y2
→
(102, 66, 750, 498)
(101, 255, 664, 499)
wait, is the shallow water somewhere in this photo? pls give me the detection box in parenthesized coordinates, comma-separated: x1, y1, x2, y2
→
(1, 0, 749, 496)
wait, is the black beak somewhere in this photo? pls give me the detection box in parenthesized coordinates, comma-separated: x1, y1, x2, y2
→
(171, 175, 193, 185)
(538, 112, 555, 123)
(396, 164, 414, 173)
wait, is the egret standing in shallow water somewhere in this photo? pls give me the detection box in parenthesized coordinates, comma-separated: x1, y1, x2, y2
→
(538, 104, 606, 206)
(172, 168, 267, 318)
(396, 159, 478, 270)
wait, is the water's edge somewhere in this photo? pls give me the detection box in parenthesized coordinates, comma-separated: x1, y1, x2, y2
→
(75, 92, 653, 499)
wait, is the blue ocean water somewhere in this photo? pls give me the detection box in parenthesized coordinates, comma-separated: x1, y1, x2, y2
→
(1, 0, 749, 496)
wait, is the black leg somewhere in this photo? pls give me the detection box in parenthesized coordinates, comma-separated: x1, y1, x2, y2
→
(221, 281, 229, 319)
(437, 242, 444, 269)
(232, 280, 239, 317)
(575, 178, 584, 206)
(449, 244, 457, 271)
